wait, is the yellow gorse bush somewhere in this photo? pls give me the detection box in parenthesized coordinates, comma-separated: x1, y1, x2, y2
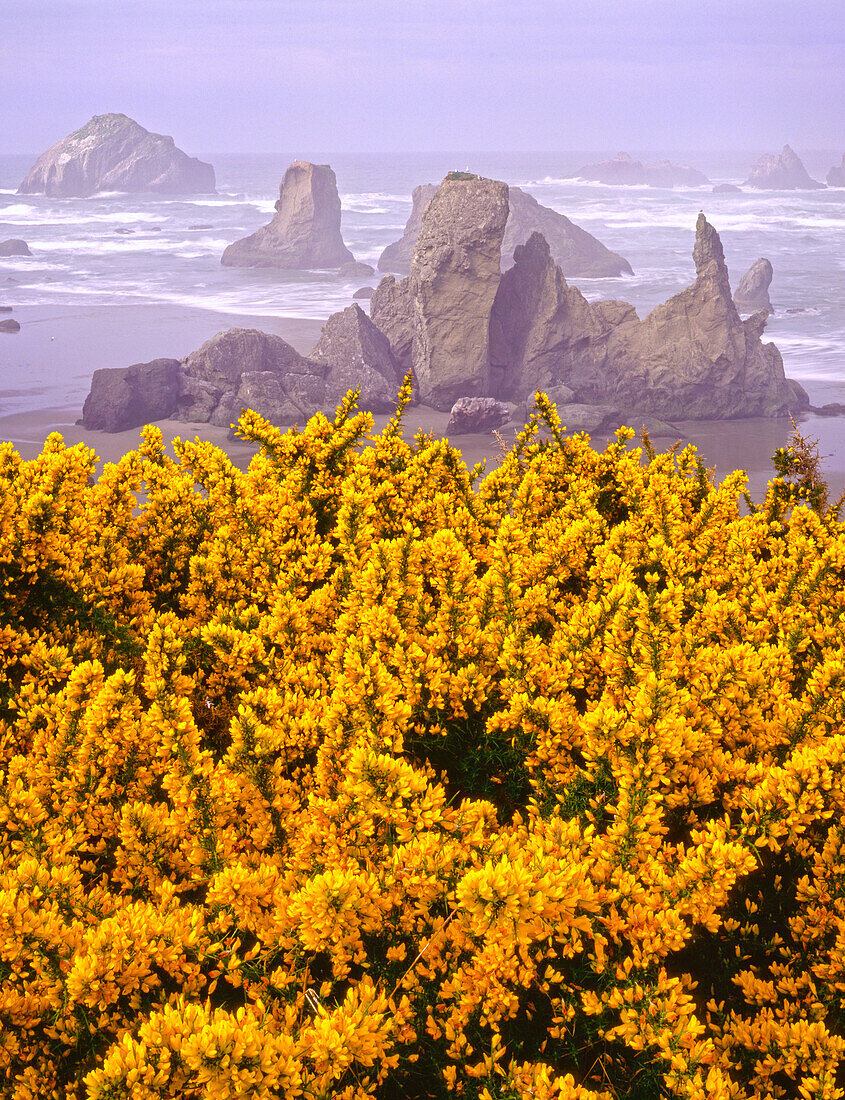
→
(1, 380, 845, 1098)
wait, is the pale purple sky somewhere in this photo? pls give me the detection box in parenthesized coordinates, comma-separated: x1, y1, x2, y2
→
(3, 0, 843, 154)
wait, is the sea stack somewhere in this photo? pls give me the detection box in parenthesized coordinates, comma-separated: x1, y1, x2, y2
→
(0, 239, 32, 257)
(827, 155, 845, 187)
(744, 145, 824, 189)
(734, 258, 774, 314)
(221, 162, 354, 269)
(18, 114, 215, 197)
(378, 181, 632, 278)
(409, 173, 510, 410)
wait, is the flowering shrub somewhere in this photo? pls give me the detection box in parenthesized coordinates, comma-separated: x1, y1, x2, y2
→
(1, 382, 845, 1098)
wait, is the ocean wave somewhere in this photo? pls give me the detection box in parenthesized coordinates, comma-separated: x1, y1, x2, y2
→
(34, 237, 232, 255)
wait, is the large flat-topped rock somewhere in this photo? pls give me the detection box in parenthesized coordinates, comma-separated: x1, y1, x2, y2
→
(377, 180, 631, 277)
(744, 145, 824, 189)
(409, 173, 510, 410)
(571, 152, 709, 187)
(18, 114, 215, 197)
(221, 161, 354, 269)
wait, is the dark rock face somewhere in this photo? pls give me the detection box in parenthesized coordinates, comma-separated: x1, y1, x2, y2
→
(734, 258, 774, 314)
(377, 181, 631, 277)
(827, 155, 845, 187)
(713, 183, 742, 193)
(81, 359, 181, 431)
(572, 152, 709, 187)
(176, 328, 328, 425)
(410, 175, 510, 410)
(446, 397, 510, 435)
(338, 261, 375, 278)
(311, 304, 400, 413)
(744, 145, 824, 189)
(369, 274, 415, 376)
(0, 319, 21, 333)
(0, 239, 31, 257)
(221, 162, 353, 269)
(18, 114, 215, 198)
(353, 286, 374, 300)
(0, 306, 13, 313)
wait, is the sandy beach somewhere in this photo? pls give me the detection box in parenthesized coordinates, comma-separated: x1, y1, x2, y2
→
(2, 305, 845, 505)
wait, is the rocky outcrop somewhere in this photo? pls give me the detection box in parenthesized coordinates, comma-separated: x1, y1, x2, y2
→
(572, 152, 709, 187)
(0, 319, 21, 334)
(410, 174, 510, 410)
(221, 162, 353, 269)
(338, 261, 375, 278)
(369, 275, 415, 376)
(712, 183, 742, 193)
(744, 145, 824, 189)
(310, 304, 400, 413)
(353, 286, 374, 300)
(0, 239, 31, 257)
(377, 181, 631, 277)
(176, 328, 329, 424)
(827, 155, 845, 187)
(446, 397, 510, 435)
(734, 258, 774, 314)
(366, 188, 806, 420)
(18, 114, 214, 197)
(81, 359, 181, 431)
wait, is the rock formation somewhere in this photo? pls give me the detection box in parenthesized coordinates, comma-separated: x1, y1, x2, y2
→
(446, 397, 510, 435)
(0, 239, 31, 257)
(734, 258, 774, 314)
(744, 145, 824, 189)
(81, 359, 181, 431)
(369, 275, 415, 376)
(310, 304, 401, 413)
(377, 181, 632, 277)
(221, 162, 354, 269)
(0, 319, 21, 334)
(353, 286, 374, 300)
(18, 114, 215, 198)
(827, 155, 845, 187)
(409, 174, 510, 410)
(366, 193, 807, 420)
(572, 152, 709, 187)
(712, 183, 742, 194)
(175, 329, 329, 424)
(338, 261, 375, 278)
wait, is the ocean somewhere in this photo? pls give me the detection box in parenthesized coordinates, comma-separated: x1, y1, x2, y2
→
(1, 150, 843, 422)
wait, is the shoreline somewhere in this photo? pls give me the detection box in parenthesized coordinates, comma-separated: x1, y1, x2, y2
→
(3, 401, 845, 504)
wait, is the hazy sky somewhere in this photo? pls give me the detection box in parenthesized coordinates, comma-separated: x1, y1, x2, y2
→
(3, 0, 843, 154)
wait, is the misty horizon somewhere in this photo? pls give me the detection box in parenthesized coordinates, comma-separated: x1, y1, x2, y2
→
(3, 0, 843, 156)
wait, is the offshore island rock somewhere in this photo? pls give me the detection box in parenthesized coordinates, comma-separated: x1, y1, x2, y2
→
(0, 239, 32, 257)
(827, 155, 845, 187)
(572, 152, 709, 187)
(0, 319, 21, 333)
(377, 181, 632, 278)
(734, 258, 774, 314)
(18, 114, 215, 197)
(221, 162, 354, 269)
(744, 145, 824, 189)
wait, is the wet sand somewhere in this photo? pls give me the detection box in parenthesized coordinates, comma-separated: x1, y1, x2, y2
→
(1, 302, 844, 503)
(3, 401, 845, 506)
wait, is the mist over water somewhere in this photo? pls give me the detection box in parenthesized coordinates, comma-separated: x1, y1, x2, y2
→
(1, 150, 843, 416)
